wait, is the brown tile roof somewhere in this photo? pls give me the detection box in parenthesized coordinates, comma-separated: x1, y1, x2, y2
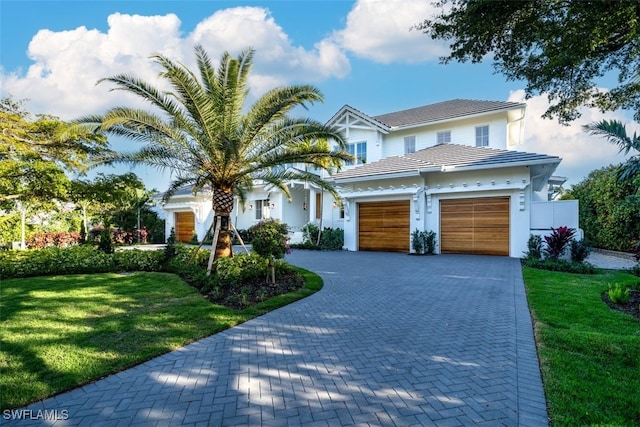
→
(373, 99, 525, 128)
(331, 144, 560, 181)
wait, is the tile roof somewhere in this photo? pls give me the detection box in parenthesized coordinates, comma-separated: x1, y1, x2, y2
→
(331, 144, 560, 181)
(373, 99, 525, 128)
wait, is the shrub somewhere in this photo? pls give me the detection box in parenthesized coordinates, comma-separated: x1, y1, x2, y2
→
(543, 226, 576, 260)
(301, 223, 320, 245)
(570, 239, 591, 263)
(249, 219, 289, 283)
(424, 230, 437, 254)
(411, 229, 423, 254)
(215, 252, 269, 289)
(521, 257, 598, 274)
(113, 249, 164, 272)
(607, 283, 630, 304)
(164, 227, 178, 263)
(98, 226, 115, 254)
(411, 230, 437, 255)
(0, 246, 115, 278)
(524, 234, 543, 260)
(628, 264, 640, 277)
(320, 227, 344, 250)
(249, 219, 289, 260)
(27, 232, 81, 249)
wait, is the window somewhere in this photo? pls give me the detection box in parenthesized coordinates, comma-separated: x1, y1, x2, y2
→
(255, 199, 269, 219)
(437, 130, 451, 144)
(404, 136, 416, 154)
(346, 141, 367, 165)
(475, 125, 489, 147)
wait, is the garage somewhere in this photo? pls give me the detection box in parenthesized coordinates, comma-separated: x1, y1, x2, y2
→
(440, 197, 510, 256)
(175, 211, 195, 243)
(358, 200, 410, 252)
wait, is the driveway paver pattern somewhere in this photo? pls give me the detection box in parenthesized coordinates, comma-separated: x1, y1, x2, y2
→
(3, 252, 548, 426)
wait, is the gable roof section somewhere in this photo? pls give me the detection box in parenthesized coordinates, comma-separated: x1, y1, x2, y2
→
(373, 99, 525, 128)
(326, 104, 390, 133)
(331, 143, 560, 182)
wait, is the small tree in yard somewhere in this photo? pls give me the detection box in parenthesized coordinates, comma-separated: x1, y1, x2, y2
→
(249, 219, 289, 284)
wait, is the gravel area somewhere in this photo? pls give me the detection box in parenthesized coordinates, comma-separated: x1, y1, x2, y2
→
(586, 251, 637, 270)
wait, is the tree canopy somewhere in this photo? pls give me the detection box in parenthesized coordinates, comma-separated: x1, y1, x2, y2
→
(417, 0, 640, 124)
(79, 45, 352, 262)
(0, 97, 111, 209)
(562, 165, 640, 251)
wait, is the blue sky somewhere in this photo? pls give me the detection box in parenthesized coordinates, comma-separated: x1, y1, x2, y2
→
(1, 0, 634, 191)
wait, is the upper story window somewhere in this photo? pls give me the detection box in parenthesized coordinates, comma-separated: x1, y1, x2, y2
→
(437, 130, 451, 144)
(404, 136, 416, 154)
(475, 125, 489, 147)
(346, 141, 367, 165)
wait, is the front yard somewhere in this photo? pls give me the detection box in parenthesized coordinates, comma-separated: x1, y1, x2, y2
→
(0, 268, 321, 410)
(523, 267, 640, 426)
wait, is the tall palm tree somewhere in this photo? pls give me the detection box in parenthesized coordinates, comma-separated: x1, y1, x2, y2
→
(79, 45, 351, 269)
(584, 119, 640, 182)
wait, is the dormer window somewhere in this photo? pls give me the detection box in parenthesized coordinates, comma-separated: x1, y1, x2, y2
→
(437, 130, 451, 144)
(404, 136, 416, 154)
(475, 125, 489, 147)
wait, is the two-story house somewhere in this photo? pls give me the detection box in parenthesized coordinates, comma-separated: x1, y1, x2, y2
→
(161, 99, 579, 256)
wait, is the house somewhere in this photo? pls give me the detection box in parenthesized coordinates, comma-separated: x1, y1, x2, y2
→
(161, 99, 579, 256)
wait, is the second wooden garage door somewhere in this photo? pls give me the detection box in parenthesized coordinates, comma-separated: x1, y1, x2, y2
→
(175, 211, 195, 243)
(440, 197, 510, 256)
(358, 201, 410, 252)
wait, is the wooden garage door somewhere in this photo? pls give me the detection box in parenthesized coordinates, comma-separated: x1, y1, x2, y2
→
(175, 211, 195, 243)
(440, 197, 510, 256)
(358, 201, 410, 252)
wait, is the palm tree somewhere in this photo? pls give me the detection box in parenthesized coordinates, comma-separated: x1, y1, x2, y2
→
(79, 45, 351, 271)
(584, 119, 640, 182)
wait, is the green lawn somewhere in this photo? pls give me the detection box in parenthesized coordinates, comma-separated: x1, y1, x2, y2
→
(0, 269, 321, 410)
(523, 267, 640, 426)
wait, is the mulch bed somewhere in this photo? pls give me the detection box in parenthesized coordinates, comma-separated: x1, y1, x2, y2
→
(207, 271, 305, 309)
(601, 289, 640, 320)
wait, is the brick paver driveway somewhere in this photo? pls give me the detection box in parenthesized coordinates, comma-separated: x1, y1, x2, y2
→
(5, 251, 548, 426)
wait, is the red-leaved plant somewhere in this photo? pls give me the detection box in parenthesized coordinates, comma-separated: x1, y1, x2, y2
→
(543, 226, 576, 260)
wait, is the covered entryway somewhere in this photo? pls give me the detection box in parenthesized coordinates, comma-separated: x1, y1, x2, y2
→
(175, 211, 195, 243)
(358, 200, 410, 252)
(440, 197, 510, 256)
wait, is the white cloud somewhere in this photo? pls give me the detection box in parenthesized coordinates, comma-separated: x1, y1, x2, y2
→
(331, 0, 447, 63)
(509, 90, 634, 187)
(0, 7, 350, 120)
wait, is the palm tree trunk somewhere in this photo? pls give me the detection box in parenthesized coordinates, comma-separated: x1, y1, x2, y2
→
(209, 186, 235, 267)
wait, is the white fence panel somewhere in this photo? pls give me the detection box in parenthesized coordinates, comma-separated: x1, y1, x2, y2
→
(530, 200, 580, 237)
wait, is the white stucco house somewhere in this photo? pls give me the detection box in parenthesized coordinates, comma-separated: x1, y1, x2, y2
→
(160, 98, 579, 257)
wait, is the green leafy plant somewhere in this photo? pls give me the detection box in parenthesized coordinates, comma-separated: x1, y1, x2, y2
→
(301, 223, 321, 247)
(543, 226, 576, 260)
(607, 283, 630, 304)
(521, 257, 598, 274)
(98, 226, 114, 254)
(248, 219, 289, 283)
(411, 229, 424, 254)
(411, 230, 437, 255)
(320, 227, 344, 250)
(525, 234, 543, 260)
(424, 230, 437, 254)
(164, 227, 177, 263)
(570, 238, 591, 263)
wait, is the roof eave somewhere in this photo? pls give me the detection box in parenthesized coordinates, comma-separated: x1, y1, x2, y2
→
(422, 158, 561, 174)
(332, 170, 421, 183)
(388, 104, 527, 131)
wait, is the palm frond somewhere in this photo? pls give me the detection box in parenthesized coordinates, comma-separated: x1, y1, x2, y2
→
(583, 119, 639, 155)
